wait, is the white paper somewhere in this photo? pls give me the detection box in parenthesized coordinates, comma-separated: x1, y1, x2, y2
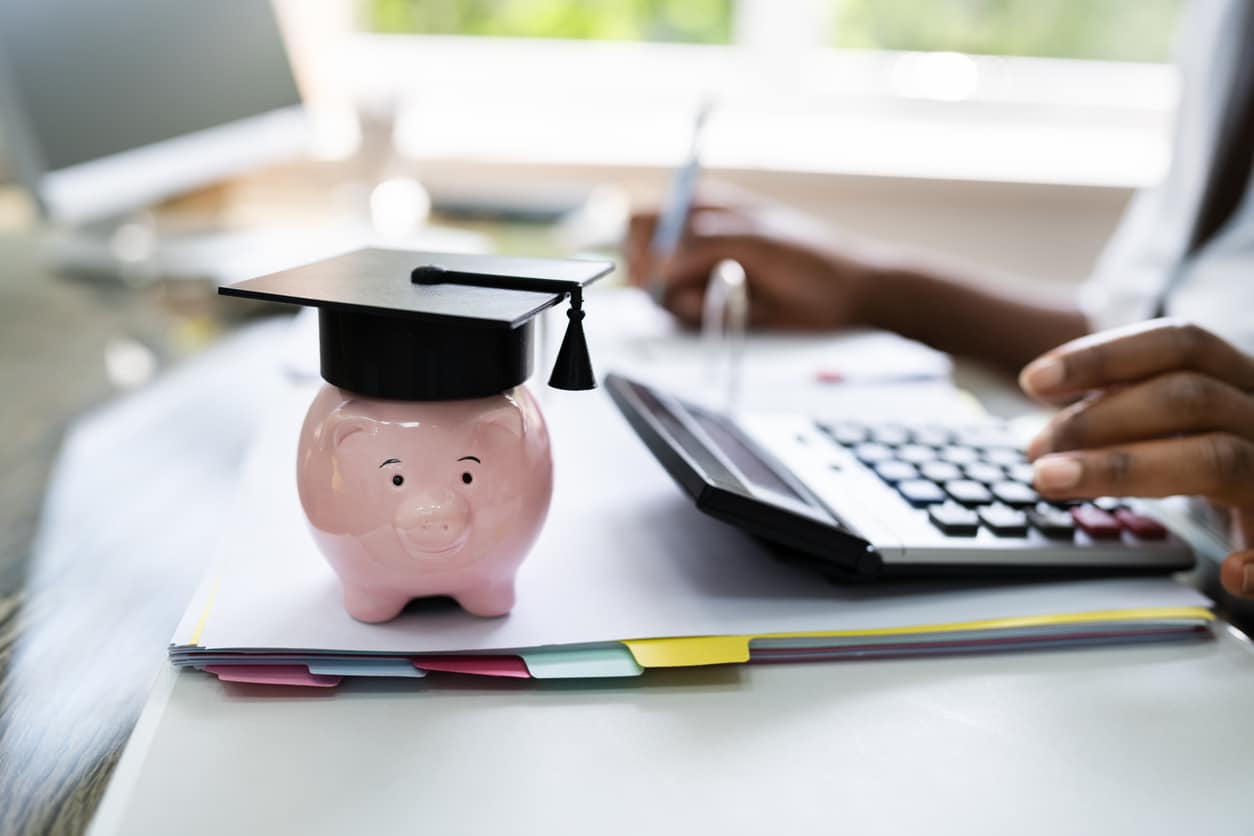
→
(184, 383, 1208, 656)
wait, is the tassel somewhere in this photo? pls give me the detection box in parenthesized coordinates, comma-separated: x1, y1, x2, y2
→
(410, 262, 600, 391)
(549, 288, 595, 390)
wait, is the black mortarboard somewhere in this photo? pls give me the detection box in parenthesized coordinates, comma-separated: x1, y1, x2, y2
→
(219, 248, 613, 400)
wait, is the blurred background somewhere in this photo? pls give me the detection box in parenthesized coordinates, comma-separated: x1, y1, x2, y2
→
(0, 0, 1185, 615)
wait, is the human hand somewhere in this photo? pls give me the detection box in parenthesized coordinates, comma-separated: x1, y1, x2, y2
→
(623, 197, 896, 329)
(1019, 319, 1254, 599)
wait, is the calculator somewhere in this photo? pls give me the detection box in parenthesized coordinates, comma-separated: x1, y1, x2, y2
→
(606, 373, 1194, 581)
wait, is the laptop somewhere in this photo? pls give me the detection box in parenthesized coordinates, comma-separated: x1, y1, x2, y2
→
(605, 373, 1194, 581)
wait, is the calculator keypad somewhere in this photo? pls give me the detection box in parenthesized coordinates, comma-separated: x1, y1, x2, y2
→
(816, 420, 1160, 543)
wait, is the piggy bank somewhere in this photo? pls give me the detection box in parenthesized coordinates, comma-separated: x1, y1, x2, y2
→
(296, 383, 553, 622)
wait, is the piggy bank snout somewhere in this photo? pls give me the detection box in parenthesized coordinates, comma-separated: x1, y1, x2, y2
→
(394, 489, 471, 553)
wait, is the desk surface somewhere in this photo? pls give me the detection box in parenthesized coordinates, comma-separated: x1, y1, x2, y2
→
(95, 629, 1254, 836)
(3, 218, 1254, 835)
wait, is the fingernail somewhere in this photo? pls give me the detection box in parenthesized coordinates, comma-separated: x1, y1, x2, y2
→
(1244, 564, 1254, 595)
(1034, 456, 1083, 491)
(1021, 356, 1065, 392)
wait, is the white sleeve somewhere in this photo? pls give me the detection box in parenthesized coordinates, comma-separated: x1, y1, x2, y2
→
(1080, 0, 1237, 332)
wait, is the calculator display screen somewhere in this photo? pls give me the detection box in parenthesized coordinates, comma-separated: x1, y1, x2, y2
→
(687, 409, 810, 507)
(607, 373, 868, 563)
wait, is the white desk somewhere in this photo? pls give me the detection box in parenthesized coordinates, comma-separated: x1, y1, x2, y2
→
(86, 299, 1254, 834)
(95, 629, 1254, 835)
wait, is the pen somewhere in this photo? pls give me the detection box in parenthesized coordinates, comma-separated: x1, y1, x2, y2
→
(647, 99, 713, 302)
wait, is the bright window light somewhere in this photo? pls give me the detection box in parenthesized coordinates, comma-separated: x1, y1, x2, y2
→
(345, 0, 1183, 187)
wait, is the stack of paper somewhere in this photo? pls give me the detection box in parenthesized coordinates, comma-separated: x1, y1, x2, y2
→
(170, 383, 1213, 688)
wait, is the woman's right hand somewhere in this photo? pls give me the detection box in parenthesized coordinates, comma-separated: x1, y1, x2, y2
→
(623, 199, 898, 330)
(624, 190, 1092, 373)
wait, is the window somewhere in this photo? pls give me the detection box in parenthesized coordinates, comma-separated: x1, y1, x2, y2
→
(349, 0, 1183, 187)
(364, 0, 733, 44)
(362, 0, 1182, 62)
(829, 0, 1182, 63)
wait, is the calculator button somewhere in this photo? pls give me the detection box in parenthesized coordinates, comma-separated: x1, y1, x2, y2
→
(874, 460, 919, 484)
(1027, 506, 1076, 539)
(943, 479, 993, 506)
(854, 443, 894, 464)
(928, 502, 980, 536)
(898, 444, 937, 464)
(1071, 505, 1122, 539)
(978, 504, 1028, 537)
(963, 462, 1005, 485)
(869, 425, 910, 446)
(956, 426, 1015, 449)
(1093, 496, 1124, 512)
(920, 461, 963, 483)
(898, 479, 947, 506)
(823, 422, 868, 446)
(990, 481, 1039, 507)
(983, 448, 1026, 467)
(940, 446, 979, 465)
(1008, 463, 1036, 484)
(911, 427, 953, 448)
(1043, 498, 1083, 510)
(1114, 509, 1168, 540)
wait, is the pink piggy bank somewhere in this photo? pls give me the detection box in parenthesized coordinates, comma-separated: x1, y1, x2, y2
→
(296, 383, 553, 622)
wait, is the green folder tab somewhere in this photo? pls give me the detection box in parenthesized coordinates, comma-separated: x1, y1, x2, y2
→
(522, 646, 645, 679)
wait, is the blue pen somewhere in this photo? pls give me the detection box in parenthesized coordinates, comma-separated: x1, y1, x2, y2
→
(647, 100, 713, 302)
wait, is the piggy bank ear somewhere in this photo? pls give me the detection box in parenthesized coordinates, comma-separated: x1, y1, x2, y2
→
(323, 411, 374, 452)
(473, 403, 526, 440)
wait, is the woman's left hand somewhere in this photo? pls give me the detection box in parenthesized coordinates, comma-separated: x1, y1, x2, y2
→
(1019, 319, 1254, 599)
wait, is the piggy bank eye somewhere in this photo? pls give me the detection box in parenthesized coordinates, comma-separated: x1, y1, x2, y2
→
(461, 472, 473, 485)
(392, 474, 404, 487)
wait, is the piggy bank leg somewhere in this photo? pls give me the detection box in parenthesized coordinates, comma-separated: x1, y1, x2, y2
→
(342, 584, 411, 623)
(455, 580, 517, 618)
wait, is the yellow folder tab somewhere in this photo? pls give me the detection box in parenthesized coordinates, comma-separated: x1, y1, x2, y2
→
(761, 606, 1216, 641)
(619, 607, 1213, 669)
(188, 579, 220, 646)
(623, 636, 751, 668)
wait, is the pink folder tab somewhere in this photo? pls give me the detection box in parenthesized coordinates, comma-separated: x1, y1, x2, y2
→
(410, 655, 531, 678)
(204, 664, 343, 688)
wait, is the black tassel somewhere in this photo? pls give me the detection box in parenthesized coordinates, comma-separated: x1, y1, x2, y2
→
(548, 289, 595, 390)
(411, 262, 599, 391)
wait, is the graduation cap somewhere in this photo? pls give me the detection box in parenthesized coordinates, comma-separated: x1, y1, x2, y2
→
(219, 248, 614, 400)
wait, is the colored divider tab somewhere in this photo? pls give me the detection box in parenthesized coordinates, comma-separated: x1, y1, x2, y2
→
(622, 636, 751, 668)
(613, 617, 1213, 668)
(187, 578, 220, 646)
(756, 606, 1215, 643)
(205, 665, 342, 688)
(521, 646, 645, 679)
(307, 659, 427, 678)
(411, 655, 531, 678)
